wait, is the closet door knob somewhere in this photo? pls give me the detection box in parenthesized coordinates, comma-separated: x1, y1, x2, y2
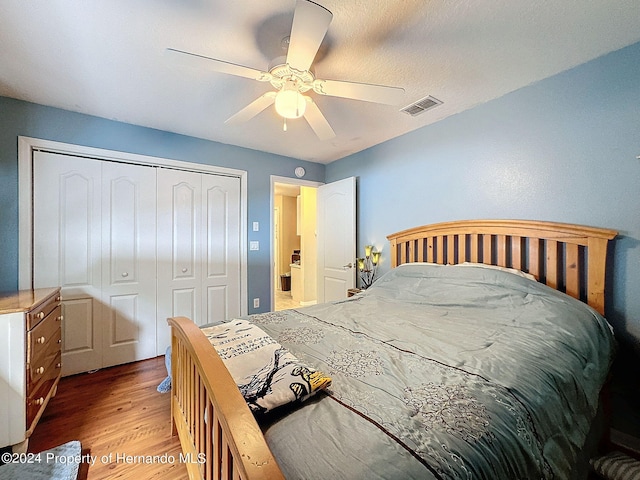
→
(122, 272, 129, 277)
(182, 268, 188, 273)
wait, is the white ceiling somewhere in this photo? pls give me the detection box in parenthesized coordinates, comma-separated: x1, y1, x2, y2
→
(1, 1, 639, 164)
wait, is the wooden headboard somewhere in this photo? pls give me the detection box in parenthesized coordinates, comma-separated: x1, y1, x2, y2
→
(387, 219, 616, 315)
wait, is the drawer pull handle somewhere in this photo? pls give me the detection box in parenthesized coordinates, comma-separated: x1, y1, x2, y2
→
(36, 366, 45, 375)
(57, 315, 63, 321)
(56, 363, 62, 369)
(56, 296, 61, 302)
(182, 268, 188, 273)
(58, 339, 62, 344)
(36, 336, 46, 344)
(122, 272, 128, 277)
(35, 397, 44, 406)
(37, 312, 45, 320)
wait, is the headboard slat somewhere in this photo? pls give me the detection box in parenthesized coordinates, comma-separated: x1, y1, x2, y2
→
(546, 240, 559, 290)
(408, 239, 415, 263)
(400, 241, 407, 265)
(528, 239, 541, 280)
(459, 235, 467, 264)
(566, 243, 580, 299)
(470, 234, 479, 262)
(447, 236, 456, 265)
(497, 235, 507, 267)
(511, 236, 522, 271)
(387, 220, 616, 314)
(437, 236, 444, 264)
(417, 238, 425, 262)
(482, 234, 492, 264)
(427, 237, 435, 262)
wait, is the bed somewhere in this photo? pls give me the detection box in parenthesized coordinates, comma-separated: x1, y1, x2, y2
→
(168, 219, 617, 480)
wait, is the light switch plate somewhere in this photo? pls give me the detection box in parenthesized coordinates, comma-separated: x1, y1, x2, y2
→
(253, 222, 259, 231)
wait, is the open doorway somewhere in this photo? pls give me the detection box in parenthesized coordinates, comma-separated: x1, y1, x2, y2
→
(271, 176, 322, 312)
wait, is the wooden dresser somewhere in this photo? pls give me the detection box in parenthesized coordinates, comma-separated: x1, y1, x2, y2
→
(0, 287, 62, 452)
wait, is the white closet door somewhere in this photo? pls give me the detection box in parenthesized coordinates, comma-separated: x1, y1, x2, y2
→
(156, 169, 241, 354)
(157, 169, 203, 352)
(101, 161, 157, 366)
(202, 174, 241, 324)
(33, 151, 103, 375)
(34, 152, 158, 375)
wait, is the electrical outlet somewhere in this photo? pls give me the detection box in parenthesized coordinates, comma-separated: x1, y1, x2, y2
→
(250, 241, 259, 251)
(253, 298, 260, 308)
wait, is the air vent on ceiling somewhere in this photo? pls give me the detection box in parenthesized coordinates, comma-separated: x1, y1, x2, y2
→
(400, 95, 442, 116)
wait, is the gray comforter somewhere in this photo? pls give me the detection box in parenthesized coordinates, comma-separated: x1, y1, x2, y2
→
(247, 264, 616, 479)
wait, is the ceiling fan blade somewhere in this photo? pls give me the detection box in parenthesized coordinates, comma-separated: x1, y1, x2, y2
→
(313, 78, 405, 105)
(166, 48, 271, 81)
(286, 0, 333, 72)
(225, 92, 277, 125)
(303, 97, 336, 140)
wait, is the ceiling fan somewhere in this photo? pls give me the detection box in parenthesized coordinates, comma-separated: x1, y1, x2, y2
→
(166, 0, 405, 140)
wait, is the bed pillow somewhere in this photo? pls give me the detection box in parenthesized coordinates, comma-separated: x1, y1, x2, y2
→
(458, 262, 537, 281)
(201, 320, 332, 414)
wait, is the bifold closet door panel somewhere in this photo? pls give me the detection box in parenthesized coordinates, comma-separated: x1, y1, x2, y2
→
(33, 151, 104, 375)
(202, 174, 242, 325)
(157, 168, 203, 354)
(100, 161, 157, 367)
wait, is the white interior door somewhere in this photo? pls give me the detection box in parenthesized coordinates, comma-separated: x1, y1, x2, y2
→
(317, 177, 356, 302)
(33, 151, 103, 375)
(101, 161, 157, 366)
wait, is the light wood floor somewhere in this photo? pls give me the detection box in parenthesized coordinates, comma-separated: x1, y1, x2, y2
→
(28, 357, 188, 479)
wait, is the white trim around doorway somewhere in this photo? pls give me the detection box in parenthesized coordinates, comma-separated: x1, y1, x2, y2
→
(269, 174, 323, 311)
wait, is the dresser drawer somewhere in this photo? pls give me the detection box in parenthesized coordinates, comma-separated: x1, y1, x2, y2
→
(26, 292, 61, 330)
(27, 305, 62, 365)
(26, 351, 61, 430)
(26, 340, 62, 393)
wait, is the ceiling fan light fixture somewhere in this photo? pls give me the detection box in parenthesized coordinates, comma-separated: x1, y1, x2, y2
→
(275, 79, 306, 119)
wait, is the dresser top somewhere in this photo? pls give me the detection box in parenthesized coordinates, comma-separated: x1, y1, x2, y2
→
(0, 288, 60, 315)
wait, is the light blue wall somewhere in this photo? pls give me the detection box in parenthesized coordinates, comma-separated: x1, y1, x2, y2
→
(327, 41, 640, 354)
(0, 97, 325, 312)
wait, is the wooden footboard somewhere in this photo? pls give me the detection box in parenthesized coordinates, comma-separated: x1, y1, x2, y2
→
(168, 316, 285, 480)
